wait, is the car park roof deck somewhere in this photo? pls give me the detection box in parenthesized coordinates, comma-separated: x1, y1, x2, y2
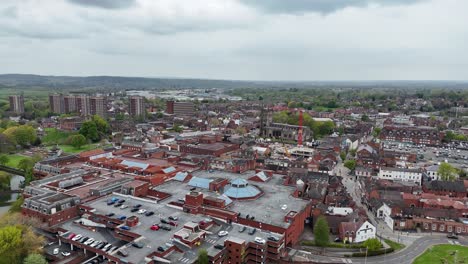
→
(190, 170, 310, 228)
(84, 193, 210, 263)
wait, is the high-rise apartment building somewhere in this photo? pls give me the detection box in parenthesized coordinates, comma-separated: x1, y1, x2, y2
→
(129, 96, 145, 118)
(49, 94, 64, 114)
(90, 96, 107, 118)
(9, 94, 25, 114)
(64, 95, 77, 113)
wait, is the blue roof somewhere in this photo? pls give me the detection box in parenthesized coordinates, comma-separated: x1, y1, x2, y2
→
(162, 166, 176, 174)
(174, 172, 189, 182)
(224, 179, 261, 199)
(121, 160, 149, 170)
(218, 194, 233, 206)
(231, 178, 248, 186)
(188, 177, 213, 189)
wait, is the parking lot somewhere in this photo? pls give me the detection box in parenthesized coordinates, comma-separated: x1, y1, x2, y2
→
(383, 142, 468, 170)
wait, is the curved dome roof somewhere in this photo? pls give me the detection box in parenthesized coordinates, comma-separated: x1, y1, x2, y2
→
(224, 178, 261, 199)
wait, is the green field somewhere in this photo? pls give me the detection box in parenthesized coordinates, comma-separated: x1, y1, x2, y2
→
(413, 244, 468, 264)
(5, 154, 29, 168)
(42, 128, 77, 145)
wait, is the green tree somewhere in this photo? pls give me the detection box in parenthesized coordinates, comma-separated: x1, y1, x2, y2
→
(373, 127, 382, 137)
(438, 162, 457, 181)
(17, 158, 35, 185)
(0, 154, 9, 165)
(363, 238, 382, 251)
(91, 115, 110, 135)
(0, 225, 23, 263)
(173, 125, 183, 133)
(314, 216, 330, 247)
(9, 196, 24, 213)
(79, 121, 100, 142)
(67, 134, 87, 149)
(340, 151, 347, 161)
(197, 249, 209, 264)
(23, 254, 47, 264)
(3, 125, 37, 147)
(344, 160, 357, 171)
(361, 114, 370, 122)
(0, 171, 11, 191)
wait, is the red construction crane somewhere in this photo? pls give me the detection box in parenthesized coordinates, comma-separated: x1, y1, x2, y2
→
(298, 110, 303, 147)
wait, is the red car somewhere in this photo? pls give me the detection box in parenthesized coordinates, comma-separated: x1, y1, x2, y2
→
(150, 225, 160, 231)
(68, 233, 76, 239)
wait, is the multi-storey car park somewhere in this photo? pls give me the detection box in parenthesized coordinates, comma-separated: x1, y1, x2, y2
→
(21, 152, 312, 264)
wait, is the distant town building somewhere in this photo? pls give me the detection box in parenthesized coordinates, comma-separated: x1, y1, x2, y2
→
(166, 101, 195, 115)
(9, 94, 24, 114)
(64, 95, 77, 113)
(49, 93, 64, 114)
(380, 125, 443, 146)
(129, 96, 145, 118)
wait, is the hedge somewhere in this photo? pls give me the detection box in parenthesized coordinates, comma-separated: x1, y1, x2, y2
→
(351, 248, 394, 257)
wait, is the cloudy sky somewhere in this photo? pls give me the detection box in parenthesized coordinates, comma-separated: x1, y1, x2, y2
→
(0, 0, 467, 80)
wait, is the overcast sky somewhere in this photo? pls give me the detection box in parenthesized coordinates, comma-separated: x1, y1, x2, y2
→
(1, 0, 467, 81)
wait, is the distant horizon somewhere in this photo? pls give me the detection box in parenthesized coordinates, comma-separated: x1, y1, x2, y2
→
(2, 73, 468, 84)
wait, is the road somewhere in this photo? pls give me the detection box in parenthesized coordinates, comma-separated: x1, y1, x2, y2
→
(351, 235, 468, 264)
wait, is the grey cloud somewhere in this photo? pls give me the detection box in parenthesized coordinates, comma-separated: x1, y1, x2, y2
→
(240, 0, 427, 14)
(68, 0, 136, 9)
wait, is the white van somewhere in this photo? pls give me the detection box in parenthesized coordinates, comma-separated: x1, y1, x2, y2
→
(53, 248, 59, 255)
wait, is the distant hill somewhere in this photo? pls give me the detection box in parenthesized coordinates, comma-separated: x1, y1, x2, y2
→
(0, 74, 259, 90)
(0, 74, 467, 90)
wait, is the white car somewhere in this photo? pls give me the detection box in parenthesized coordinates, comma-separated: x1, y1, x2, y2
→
(72, 234, 82, 241)
(120, 204, 128, 209)
(218, 230, 229, 237)
(254, 237, 266, 244)
(61, 251, 71, 257)
(138, 209, 147, 214)
(84, 238, 94, 245)
(91, 241, 100, 247)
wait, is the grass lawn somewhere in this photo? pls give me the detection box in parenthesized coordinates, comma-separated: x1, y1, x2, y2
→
(413, 244, 468, 264)
(51, 144, 100, 154)
(384, 239, 405, 251)
(5, 154, 29, 168)
(42, 128, 77, 145)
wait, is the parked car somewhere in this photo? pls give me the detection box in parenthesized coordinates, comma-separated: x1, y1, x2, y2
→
(106, 213, 115, 217)
(132, 242, 145, 248)
(169, 216, 178, 221)
(61, 251, 71, 256)
(267, 236, 279, 242)
(71, 234, 81, 241)
(157, 246, 165, 252)
(53, 248, 59, 255)
(160, 218, 169, 224)
(120, 204, 128, 209)
(68, 233, 76, 239)
(118, 249, 129, 257)
(138, 209, 147, 214)
(120, 225, 130, 231)
(160, 225, 171, 231)
(130, 208, 139, 213)
(168, 221, 178, 227)
(218, 231, 229, 237)
(118, 216, 127, 220)
(254, 237, 266, 244)
(84, 238, 94, 245)
(145, 211, 154, 216)
(133, 204, 142, 208)
(214, 244, 224, 250)
(447, 233, 459, 239)
(238, 226, 246, 233)
(248, 228, 256, 235)
(150, 225, 160, 231)
(118, 199, 125, 204)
